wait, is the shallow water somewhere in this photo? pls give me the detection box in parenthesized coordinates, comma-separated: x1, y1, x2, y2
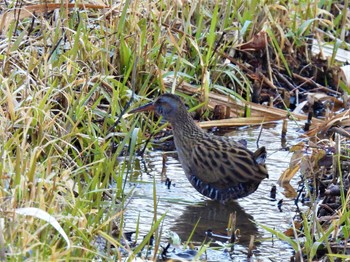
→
(124, 120, 304, 261)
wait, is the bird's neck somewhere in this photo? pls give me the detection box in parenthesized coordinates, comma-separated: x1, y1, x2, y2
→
(170, 111, 204, 139)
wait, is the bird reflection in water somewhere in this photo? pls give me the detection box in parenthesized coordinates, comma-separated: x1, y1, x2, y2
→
(170, 200, 259, 246)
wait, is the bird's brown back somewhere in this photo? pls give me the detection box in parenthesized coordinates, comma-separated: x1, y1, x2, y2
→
(174, 130, 268, 190)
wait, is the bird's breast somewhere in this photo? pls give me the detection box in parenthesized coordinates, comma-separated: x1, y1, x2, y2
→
(173, 135, 196, 176)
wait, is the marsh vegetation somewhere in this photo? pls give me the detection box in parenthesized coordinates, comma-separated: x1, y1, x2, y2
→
(0, 0, 349, 260)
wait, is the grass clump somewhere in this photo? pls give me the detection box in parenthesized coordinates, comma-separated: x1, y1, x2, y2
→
(0, 1, 141, 260)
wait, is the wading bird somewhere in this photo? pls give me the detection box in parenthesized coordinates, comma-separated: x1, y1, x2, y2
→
(130, 94, 268, 203)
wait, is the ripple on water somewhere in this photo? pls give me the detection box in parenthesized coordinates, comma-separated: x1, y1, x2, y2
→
(124, 120, 302, 261)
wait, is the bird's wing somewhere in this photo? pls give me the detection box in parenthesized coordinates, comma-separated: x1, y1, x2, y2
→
(189, 137, 268, 189)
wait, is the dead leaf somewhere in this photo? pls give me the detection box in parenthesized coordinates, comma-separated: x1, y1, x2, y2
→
(284, 221, 302, 237)
(239, 31, 267, 51)
(278, 164, 300, 185)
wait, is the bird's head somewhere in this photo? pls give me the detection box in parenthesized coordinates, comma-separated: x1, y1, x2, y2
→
(130, 94, 186, 122)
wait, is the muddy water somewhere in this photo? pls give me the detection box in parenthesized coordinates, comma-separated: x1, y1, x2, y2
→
(124, 121, 303, 261)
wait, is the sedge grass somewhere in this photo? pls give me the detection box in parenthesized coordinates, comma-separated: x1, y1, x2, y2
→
(260, 143, 350, 261)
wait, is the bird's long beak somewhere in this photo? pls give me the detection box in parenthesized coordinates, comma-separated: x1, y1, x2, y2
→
(129, 102, 155, 113)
